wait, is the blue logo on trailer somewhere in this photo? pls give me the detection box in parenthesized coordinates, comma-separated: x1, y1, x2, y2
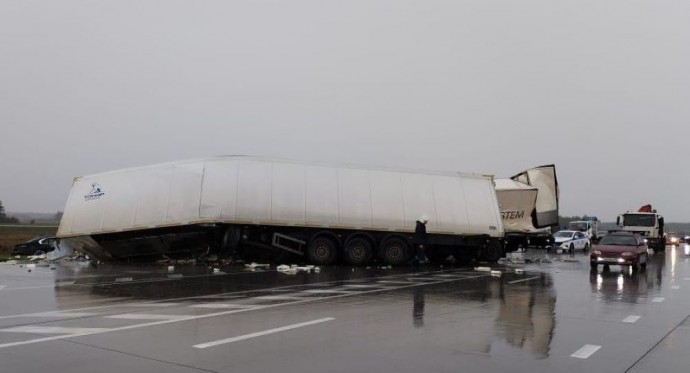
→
(84, 183, 105, 201)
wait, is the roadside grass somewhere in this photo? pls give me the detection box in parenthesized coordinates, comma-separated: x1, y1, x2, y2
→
(0, 225, 58, 258)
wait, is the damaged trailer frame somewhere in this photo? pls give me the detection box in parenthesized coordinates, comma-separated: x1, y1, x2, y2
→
(495, 165, 560, 251)
(57, 156, 505, 265)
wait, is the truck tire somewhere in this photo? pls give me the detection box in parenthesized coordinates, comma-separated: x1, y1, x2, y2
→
(379, 237, 411, 266)
(480, 241, 503, 262)
(344, 237, 373, 266)
(307, 236, 338, 265)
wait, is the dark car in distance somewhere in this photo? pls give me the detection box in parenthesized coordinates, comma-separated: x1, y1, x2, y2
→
(590, 232, 648, 271)
(11, 237, 56, 256)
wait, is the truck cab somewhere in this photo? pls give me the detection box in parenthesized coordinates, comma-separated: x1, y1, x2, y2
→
(616, 212, 665, 252)
(568, 219, 599, 241)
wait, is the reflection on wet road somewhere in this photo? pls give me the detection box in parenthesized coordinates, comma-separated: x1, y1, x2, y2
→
(1, 245, 690, 372)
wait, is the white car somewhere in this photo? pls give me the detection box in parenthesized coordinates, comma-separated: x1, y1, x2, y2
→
(551, 230, 591, 252)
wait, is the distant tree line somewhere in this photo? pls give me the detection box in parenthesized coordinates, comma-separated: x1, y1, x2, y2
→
(0, 200, 19, 224)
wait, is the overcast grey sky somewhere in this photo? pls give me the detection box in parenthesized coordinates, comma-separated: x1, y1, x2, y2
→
(1, 0, 689, 221)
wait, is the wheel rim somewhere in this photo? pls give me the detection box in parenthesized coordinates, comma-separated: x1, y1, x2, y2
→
(386, 244, 402, 260)
(350, 244, 365, 260)
(314, 244, 330, 260)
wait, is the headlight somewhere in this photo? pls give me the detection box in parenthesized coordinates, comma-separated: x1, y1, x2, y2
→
(644, 239, 649, 243)
(671, 237, 678, 243)
(621, 252, 635, 257)
(592, 250, 601, 255)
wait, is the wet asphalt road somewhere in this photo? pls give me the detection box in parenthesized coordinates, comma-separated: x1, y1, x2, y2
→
(1, 245, 690, 372)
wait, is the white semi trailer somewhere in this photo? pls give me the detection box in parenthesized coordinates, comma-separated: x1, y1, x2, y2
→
(57, 156, 505, 265)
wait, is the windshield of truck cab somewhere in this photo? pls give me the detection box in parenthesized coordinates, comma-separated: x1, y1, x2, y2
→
(569, 222, 588, 231)
(599, 235, 637, 246)
(623, 214, 656, 227)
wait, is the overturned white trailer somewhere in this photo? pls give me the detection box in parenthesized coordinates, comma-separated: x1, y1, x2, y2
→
(495, 165, 559, 250)
(57, 156, 505, 264)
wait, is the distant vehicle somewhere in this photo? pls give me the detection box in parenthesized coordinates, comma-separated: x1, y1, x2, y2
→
(551, 230, 590, 253)
(568, 216, 600, 240)
(666, 233, 680, 245)
(590, 232, 648, 271)
(11, 237, 56, 256)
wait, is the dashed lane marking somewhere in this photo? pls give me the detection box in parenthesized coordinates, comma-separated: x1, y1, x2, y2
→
(193, 317, 335, 349)
(302, 289, 351, 294)
(123, 303, 182, 307)
(1, 326, 109, 335)
(342, 284, 381, 289)
(29, 312, 97, 318)
(190, 304, 258, 309)
(507, 276, 540, 284)
(652, 297, 665, 303)
(105, 314, 194, 320)
(671, 286, 680, 290)
(571, 344, 601, 359)
(254, 295, 305, 301)
(622, 315, 641, 323)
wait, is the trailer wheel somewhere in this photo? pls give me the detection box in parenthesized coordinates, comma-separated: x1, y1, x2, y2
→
(344, 237, 373, 266)
(480, 241, 503, 262)
(379, 237, 411, 265)
(307, 236, 338, 265)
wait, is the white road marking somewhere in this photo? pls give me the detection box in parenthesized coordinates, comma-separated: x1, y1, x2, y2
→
(0, 285, 6, 290)
(105, 313, 192, 320)
(571, 344, 601, 359)
(30, 312, 97, 318)
(652, 297, 665, 303)
(377, 281, 412, 285)
(684, 278, 690, 281)
(302, 289, 351, 294)
(190, 304, 258, 309)
(671, 286, 680, 290)
(193, 317, 335, 349)
(342, 284, 379, 289)
(123, 302, 181, 307)
(407, 277, 440, 281)
(507, 276, 540, 284)
(622, 315, 641, 323)
(1, 326, 109, 335)
(254, 295, 305, 300)
(115, 277, 133, 283)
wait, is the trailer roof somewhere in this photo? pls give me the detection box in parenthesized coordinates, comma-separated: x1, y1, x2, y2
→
(73, 155, 495, 181)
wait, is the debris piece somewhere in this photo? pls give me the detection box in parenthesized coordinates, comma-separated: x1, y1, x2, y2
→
(515, 269, 524, 274)
(167, 266, 175, 272)
(314, 267, 321, 273)
(244, 262, 270, 269)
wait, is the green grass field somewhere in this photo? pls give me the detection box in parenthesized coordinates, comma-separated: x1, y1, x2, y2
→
(0, 225, 58, 257)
